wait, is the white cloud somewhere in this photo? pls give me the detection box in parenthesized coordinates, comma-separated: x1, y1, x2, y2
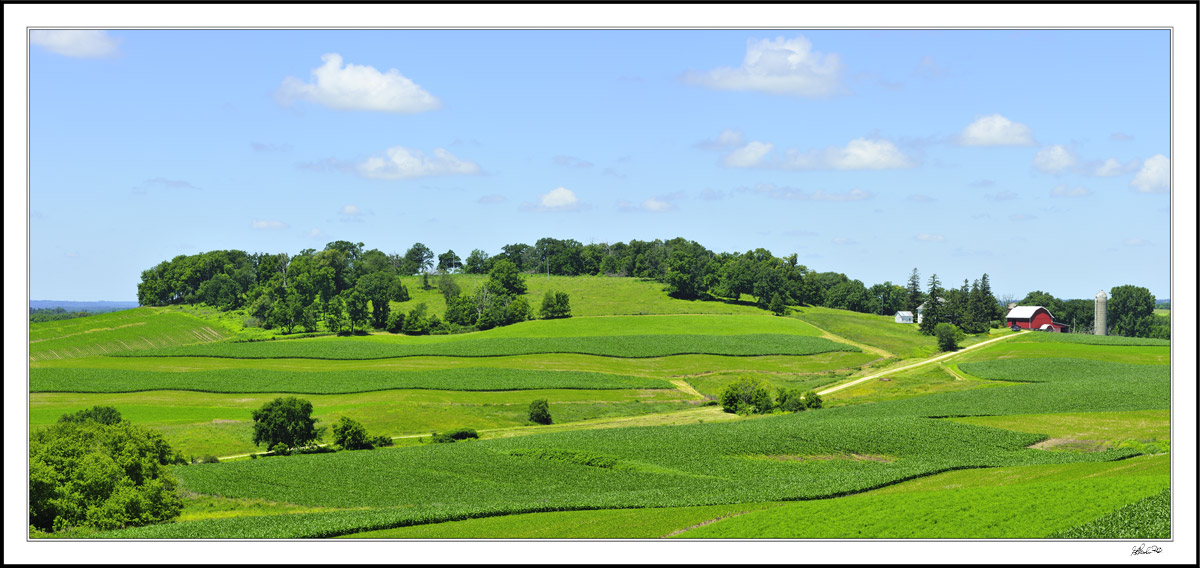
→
(523, 187, 581, 212)
(31, 30, 121, 58)
(339, 205, 362, 216)
(915, 56, 947, 79)
(1124, 238, 1151, 247)
(1051, 184, 1091, 198)
(1009, 213, 1036, 222)
(251, 219, 288, 230)
(1032, 145, 1077, 174)
(726, 138, 913, 170)
(1089, 157, 1139, 177)
(723, 141, 774, 167)
(145, 177, 198, 190)
(305, 228, 327, 239)
(641, 198, 675, 212)
(957, 114, 1035, 146)
(698, 188, 727, 201)
(1110, 132, 1134, 142)
(356, 146, 480, 180)
(682, 35, 844, 97)
(915, 233, 946, 242)
(554, 155, 593, 168)
(1131, 154, 1169, 193)
(276, 53, 441, 113)
(695, 129, 746, 150)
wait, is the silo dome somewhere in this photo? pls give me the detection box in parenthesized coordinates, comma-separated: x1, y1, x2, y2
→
(1096, 290, 1107, 300)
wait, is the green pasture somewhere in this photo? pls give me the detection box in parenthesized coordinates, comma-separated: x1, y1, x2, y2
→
(28, 308, 230, 361)
(950, 409, 1170, 453)
(31, 387, 699, 458)
(790, 306, 938, 358)
(1016, 333, 1169, 347)
(951, 340, 1170, 366)
(678, 455, 1169, 538)
(116, 333, 858, 360)
(29, 367, 673, 394)
(391, 275, 770, 318)
(826, 364, 1012, 408)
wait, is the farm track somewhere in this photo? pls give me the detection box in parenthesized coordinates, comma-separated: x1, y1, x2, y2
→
(801, 322, 893, 358)
(816, 332, 1024, 397)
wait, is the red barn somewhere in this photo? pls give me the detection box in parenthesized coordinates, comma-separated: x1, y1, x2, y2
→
(1005, 306, 1070, 333)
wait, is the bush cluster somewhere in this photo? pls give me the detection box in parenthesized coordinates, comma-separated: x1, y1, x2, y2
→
(719, 377, 824, 414)
(331, 416, 393, 451)
(431, 428, 480, 444)
(528, 399, 553, 425)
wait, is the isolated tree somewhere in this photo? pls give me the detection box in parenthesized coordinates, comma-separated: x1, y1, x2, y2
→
(539, 290, 572, 319)
(1109, 284, 1156, 337)
(905, 268, 924, 314)
(250, 397, 324, 452)
(528, 399, 552, 425)
(935, 323, 964, 352)
(437, 250, 463, 273)
(331, 416, 372, 450)
(802, 390, 823, 410)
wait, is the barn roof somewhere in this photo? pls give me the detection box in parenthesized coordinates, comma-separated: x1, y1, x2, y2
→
(1006, 305, 1050, 320)
(896, 311, 913, 317)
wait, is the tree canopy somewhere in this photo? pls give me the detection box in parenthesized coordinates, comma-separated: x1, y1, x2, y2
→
(250, 397, 325, 452)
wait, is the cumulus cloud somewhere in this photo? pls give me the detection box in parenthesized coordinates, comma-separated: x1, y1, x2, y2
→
(276, 53, 441, 113)
(681, 35, 844, 97)
(1131, 154, 1169, 193)
(745, 184, 871, 201)
(251, 219, 288, 230)
(1051, 184, 1091, 198)
(31, 30, 121, 58)
(957, 114, 1035, 146)
(698, 188, 727, 200)
(306, 228, 327, 239)
(1088, 157, 1139, 177)
(1110, 132, 1134, 142)
(626, 191, 685, 213)
(1032, 145, 1078, 174)
(1124, 237, 1151, 247)
(724, 138, 913, 170)
(694, 129, 745, 150)
(722, 141, 774, 167)
(522, 187, 581, 212)
(915, 233, 946, 242)
(339, 205, 362, 216)
(355, 146, 480, 180)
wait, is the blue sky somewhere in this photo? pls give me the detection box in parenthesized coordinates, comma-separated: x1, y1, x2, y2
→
(28, 29, 1173, 301)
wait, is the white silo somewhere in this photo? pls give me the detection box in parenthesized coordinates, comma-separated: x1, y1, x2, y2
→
(1095, 290, 1107, 335)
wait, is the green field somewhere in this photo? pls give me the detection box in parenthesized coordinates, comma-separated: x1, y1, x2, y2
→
(29, 308, 230, 361)
(28, 277, 1173, 540)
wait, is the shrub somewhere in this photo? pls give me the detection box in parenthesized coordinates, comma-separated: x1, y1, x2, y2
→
(540, 290, 572, 319)
(191, 455, 220, 464)
(430, 429, 478, 444)
(270, 442, 291, 456)
(505, 296, 533, 325)
(719, 376, 775, 414)
(529, 399, 552, 425)
(252, 397, 324, 452)
(30, 419, 184, 533)
(935, 323, 965, 352)
(386, 311, 405, 334)
(776, 388, 807, 412)
(370, 435, 394, 448)
(58, 405, 123, 426)
(803, 390, 823, 410)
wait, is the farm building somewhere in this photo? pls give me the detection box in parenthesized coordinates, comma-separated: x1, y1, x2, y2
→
(1005, 305, 1070, 333)
(895, 311, 914, 324)
(915, 298, 945, 324)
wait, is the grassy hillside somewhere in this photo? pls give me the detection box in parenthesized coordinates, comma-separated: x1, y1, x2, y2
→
(29, 308, 230, 362)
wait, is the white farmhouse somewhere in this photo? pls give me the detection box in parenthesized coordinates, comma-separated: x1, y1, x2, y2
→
(916, 297, 946, 324)
(894, 311, 914, 324)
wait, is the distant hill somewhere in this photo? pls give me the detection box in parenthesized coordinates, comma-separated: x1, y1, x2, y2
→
(29, 300, 139, 312)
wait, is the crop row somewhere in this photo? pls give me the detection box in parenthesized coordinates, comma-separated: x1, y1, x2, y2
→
(1047, 488, 1170, 539)
(29, 367, 673, 394)
(91, 356, 1161, 539)
(1015, 333, 1170, 347)
(114, 334, 859, 360)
